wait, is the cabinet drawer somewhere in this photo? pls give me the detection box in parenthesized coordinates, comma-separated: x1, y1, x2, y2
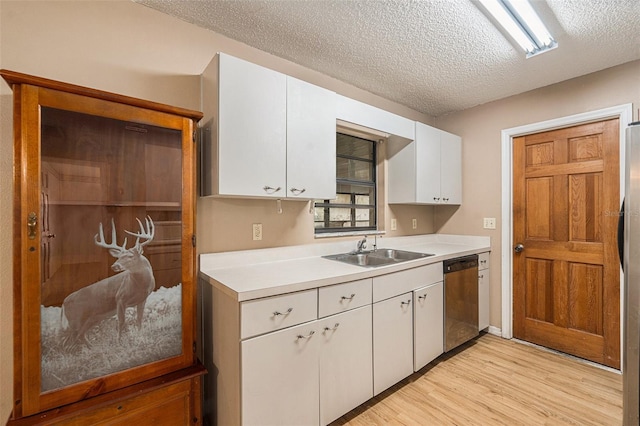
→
(373, 263, 442, 303)
(479, 252, 490, 271)
(318, 278, 372, 318)
(241, 289, 318, 339)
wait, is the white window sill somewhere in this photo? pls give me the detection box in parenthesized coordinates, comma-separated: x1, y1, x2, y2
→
(314, 230, 386, 239)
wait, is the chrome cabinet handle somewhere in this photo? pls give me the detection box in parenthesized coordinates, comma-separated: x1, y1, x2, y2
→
(479, 274, 484, 279)
(443, 197, 449, 202)
(296, 331, 315, 340)
(289, 187, 306, 196)
(273, 308, 293, 316)
(401, 299, 411, 306)
(323, 323, 340, 332)
(418, 294, 427, 301)
(263, 186, 282, 194)
(341, 293, 356, 301)
(433, 197, 440, 201)
(514, 244, 524, 253)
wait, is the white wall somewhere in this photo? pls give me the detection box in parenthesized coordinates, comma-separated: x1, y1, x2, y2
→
(0, 0, 14, 420)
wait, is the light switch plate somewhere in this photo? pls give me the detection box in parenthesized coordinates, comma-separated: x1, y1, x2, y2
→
(391, 218, 397, 231)
(412, 218, 417, 229)
(483, 218, 496, 229)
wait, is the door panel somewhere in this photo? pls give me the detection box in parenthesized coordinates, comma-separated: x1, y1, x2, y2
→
(513, 119, 620, 369)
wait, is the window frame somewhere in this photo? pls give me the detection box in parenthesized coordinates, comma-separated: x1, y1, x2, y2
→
(314, 131, 378, 234)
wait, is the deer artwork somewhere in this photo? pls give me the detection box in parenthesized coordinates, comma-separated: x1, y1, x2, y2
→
(61, 216, 156, 348)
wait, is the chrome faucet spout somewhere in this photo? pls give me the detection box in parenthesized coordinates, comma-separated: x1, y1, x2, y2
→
(356, 236, 367, 253)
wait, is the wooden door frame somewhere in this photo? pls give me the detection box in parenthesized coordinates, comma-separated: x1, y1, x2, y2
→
(500, 104, 632, 357)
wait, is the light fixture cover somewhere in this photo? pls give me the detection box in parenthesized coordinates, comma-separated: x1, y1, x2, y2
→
(478, 0, 557, 57)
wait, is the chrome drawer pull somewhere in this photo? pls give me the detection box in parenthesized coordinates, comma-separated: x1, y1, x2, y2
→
(296, 331, 315, 340)
(418, 294, 427, 301)
(273, 308, 293, 316)
(289, 187, 306, 195)
(341, 293, 356, 301)
(263, 185, 282, 194)
(401, 300, 411, 306)
(323, 323, 340, 332)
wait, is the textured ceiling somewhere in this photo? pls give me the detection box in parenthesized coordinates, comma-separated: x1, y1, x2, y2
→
(134, 0, 640, 117)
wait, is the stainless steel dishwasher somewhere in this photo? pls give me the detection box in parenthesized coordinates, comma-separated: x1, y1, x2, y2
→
(443, 255, 479, 352)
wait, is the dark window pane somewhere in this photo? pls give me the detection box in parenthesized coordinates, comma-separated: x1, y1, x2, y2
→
(336, 157, 374, 181)
(336, 133, 374, 159)
(316, 132, 377, 233)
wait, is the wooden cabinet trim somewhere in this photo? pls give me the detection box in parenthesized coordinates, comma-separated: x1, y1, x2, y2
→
(1, 69, 203, 121)
(7, 363, 206, 426)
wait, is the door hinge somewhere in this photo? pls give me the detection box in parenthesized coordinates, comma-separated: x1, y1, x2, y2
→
(192, 130, 197, 143)
(192, 234, 196, 247)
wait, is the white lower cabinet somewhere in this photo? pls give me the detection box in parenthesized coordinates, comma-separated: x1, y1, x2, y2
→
(413, 281, 444, 371)
(373, 292, 414, 395)
(478, 267, 490, 331)
(478, 251, 490, 331)
(319, 306, 373, 425)
(241, 321, 320, 426)
(208, 259, 476, 425)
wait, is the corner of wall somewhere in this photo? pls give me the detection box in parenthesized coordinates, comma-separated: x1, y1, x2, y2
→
(1, 0, 16, 417)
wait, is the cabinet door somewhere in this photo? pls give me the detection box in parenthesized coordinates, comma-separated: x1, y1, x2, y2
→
(241, 321, 319, 426)
(415, 122, 442, 204)
(286, 76, 336, 200)
(218, 53, 287, 198)
(319, 305, 373, 425)
(414, 282, 444, 371)
(479, 268, 491, 331)
(440, 131, 462, 204)
(7, 76, 199, 417)
(373, 293, 414, 395)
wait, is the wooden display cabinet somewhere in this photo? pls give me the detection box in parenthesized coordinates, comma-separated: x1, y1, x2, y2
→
(1, 70, 205, 425)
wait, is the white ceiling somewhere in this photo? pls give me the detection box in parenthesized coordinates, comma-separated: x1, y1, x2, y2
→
(134, 0, 640, 117)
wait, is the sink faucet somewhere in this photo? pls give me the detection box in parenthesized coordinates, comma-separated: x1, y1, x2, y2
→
(356, 236, 367, 253)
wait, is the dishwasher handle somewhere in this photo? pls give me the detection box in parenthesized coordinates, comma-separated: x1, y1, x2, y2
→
(443, 254, 479, 273)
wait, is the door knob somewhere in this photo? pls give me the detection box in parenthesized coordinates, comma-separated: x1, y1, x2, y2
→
(514, 244, 524, 253)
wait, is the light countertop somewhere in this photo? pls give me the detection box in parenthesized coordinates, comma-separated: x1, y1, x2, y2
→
(199, 234, 490, 301)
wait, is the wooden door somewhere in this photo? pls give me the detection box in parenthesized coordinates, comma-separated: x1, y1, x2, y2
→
(513, 119, 620, 369)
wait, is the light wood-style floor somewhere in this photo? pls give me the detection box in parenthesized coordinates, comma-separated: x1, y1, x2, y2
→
(331, 333, 622, 425)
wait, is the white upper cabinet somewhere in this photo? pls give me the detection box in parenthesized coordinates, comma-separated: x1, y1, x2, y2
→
(335, 94, 415, 140)
(439, 129, 462, 204)
(388, 121, 462, 205)
(201, 53, 336, 199)
(287, 76, 336, 199)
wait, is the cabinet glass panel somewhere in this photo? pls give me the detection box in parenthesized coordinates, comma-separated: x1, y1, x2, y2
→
(39, 107, 183, 392)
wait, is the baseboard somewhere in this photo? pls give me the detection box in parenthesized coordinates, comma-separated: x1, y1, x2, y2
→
(487, 326, 502, 336)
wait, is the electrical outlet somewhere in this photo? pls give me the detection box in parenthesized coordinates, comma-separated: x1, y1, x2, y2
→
(412, 218, 417, 229)
(391, 218, 397, 231)
(252, 223, 263, 241)
(483, 218, 496, 229)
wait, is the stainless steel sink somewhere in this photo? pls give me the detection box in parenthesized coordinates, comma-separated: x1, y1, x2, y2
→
(323, 249, 434, 268)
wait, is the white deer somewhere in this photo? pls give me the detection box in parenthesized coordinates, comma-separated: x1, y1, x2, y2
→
(61, 216, 156, 348)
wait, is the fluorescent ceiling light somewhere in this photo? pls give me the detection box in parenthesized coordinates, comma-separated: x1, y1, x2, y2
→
(478, 0, 557, 58)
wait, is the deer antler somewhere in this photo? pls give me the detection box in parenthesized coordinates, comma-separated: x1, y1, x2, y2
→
(95, 219, 128, 255)
(125, 216, 155, 252)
